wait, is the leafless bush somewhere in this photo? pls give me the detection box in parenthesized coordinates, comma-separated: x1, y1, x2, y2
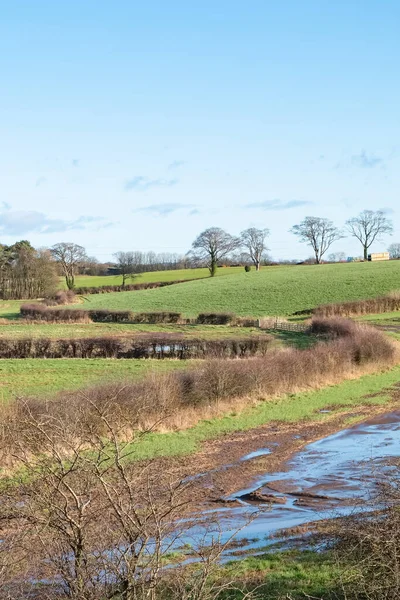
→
(0, 398, 259, 600)
(196, 313, 237, 325)
(20, 304, 90, 322)
(43, 289, 78, 306)
(131, 312, 182, 324)
(328, 475, 400, 600)
(89, 309, 134, 323)
(74, 278, 201, 295)
(0, 334, 274, 359)
(309, 317, 358, 338)
(314, 293, 400, 318)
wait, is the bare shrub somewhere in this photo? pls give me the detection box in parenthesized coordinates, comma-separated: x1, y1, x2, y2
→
(89, 309, 133, 323)
(20, 304, 90, 323)
(329, 476, 400, 600)
(314, 293, 400, 318)
(0, 335, 274, 360)
(74, 278, 201, 295)
(131, 311, 182, 324)
(196, 313, 237, 325)
(309, 317, 358, 338)
(0, 397, 258, 600)
(43, 289, 77, 306)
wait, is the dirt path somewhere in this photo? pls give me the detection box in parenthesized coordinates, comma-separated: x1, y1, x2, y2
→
(164, 392, 400, 509)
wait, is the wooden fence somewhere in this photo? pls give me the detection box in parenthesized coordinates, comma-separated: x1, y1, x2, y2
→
(258, 318, 308, 333)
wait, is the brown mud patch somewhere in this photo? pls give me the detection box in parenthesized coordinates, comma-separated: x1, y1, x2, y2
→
(161, 388, 400, 510)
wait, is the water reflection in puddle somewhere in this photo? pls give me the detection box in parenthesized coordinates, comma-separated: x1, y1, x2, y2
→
(185, 411, 400, 556)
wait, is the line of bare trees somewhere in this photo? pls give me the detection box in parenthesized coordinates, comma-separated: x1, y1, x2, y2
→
(189, 210, 394, 275)
(0, 210, 396, 297)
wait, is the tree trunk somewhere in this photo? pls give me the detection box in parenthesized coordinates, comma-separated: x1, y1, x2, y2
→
(364, 246, 368, 260)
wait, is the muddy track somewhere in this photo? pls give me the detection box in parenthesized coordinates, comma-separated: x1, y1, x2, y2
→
(161, 387, 400, 510)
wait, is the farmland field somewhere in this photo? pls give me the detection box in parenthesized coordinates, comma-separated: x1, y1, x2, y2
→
(75, 261, 400, 317)
(61, 266, 243, 288)
(0, 358, 191, 403)
(0, 322, 267, 339)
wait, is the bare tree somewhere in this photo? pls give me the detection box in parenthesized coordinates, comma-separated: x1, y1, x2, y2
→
(346, 210, 393, 260)
(290, 217, 343, 264)
(240, 228, 269, 271)
(328, 251, 347, 263)
(191, 228, 239, 276)
(1, 393, 258, 600)
(51, 243, 88, 290)
(388, 242, 400, 259)
(113, 251, 137, 287)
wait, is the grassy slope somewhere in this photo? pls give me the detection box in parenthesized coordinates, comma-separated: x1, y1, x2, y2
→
(0, 300, 26, 320)
(76, 261, 400, 317)
(61, 267, 243, 288)
(0, 359, 191, 404)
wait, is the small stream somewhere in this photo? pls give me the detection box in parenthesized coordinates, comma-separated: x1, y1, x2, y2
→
(182, 411, 400, 558)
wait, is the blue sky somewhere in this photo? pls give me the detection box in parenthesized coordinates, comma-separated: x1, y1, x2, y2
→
(1, 1, 399, 260)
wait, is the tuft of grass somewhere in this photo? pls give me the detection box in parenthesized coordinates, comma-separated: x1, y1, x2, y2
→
(219, 549, 343, 599)
(74, 261, 400, 317)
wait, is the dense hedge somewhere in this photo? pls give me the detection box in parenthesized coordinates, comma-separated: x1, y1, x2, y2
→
(196, 313, 236, 325)
(20, 305, 259, 326)
(313, 293, 400, 318)
(20, 304, 90, 322)
(74, 278, 200, 295)
(0, 334, 274, 359)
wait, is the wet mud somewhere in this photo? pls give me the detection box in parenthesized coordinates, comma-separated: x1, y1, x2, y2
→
(177, 405, 400, 555)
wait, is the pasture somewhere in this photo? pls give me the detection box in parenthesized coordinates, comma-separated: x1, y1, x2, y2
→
(0, 358, 191, 403)
(60, 266, 243, 288)
(76, 261, 400, 317)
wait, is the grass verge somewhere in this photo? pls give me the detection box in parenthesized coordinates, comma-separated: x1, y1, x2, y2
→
(126, 364, 400, 461)
(219, 549, 343, 599)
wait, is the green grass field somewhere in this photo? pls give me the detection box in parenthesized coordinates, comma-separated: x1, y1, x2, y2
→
(75, 261, 400, 317)
(0, 322, 266, 339)
(0, 358, 191, 403)
(61, 266, 243, 288)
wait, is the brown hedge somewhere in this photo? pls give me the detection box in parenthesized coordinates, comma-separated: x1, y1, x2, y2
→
(0, 334, 274, 359)
(74, 278, 201, 295)
(313, 294, 400, 318)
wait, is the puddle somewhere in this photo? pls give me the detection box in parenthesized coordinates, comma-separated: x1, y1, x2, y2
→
(183, 411, 400, 554)
(240, 447, 272, 461)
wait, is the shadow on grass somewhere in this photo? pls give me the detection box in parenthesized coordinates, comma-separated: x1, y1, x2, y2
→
(273, 330, 315, 349)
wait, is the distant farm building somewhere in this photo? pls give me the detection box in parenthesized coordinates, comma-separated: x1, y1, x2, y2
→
(368, 252, 390, 262)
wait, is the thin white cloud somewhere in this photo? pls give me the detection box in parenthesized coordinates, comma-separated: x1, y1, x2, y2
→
(168, 160, 185, 170)
(125, 176, 178, 191)
(134, 203, 197, 216)
(0, 209, 110, 235)
(245, 200, 313, 211)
